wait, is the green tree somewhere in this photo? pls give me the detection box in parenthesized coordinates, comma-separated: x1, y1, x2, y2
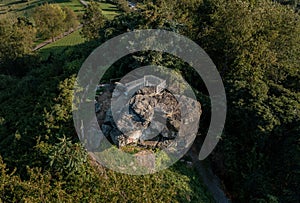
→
(0, 17, 36, 65)
(33, 3, 66, 42)
(81, 1, 106, 40)
(196, 0, 300, 201)
(116, 0, 131, 13)
(63, 7, 79, 32)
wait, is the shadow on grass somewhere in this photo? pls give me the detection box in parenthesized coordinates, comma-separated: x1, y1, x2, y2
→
(38, 45, 76, 61)
(52, 0, 73, 3)
(17, 4, 36, 12)
(5, 0, 24, 6)
(37, 39, 96, 63)
(71, 4, 84, 8)
(102, 8, 119, 12)
(74, 9, 84, 12)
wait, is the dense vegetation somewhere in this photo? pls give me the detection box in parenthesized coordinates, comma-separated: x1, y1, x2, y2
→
(0, 22, 212, 203)
(0, 0, 299, 202)
(196, 1, 300, 201)
(0, 1, 213, 202)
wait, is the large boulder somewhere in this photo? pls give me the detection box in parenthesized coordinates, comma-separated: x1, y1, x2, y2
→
(99, 86, 201, 150)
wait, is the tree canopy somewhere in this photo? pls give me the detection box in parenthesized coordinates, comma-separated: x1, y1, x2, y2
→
(33, 3, 78, 41)
(0, 0, 299, 202)
(81, 1, 106, 41)
(0, 17, 36, 64)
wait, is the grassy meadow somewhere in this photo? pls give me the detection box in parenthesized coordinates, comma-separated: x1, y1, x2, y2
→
(99, 1, 120, 19)
(38, 29, 85, 59)
(0, 0, 120, 18)
(37, 1, 120, 55)
(0, 0, 85, 17)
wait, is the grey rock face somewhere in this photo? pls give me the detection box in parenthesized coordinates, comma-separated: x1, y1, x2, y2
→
(99, 86, 201, 149)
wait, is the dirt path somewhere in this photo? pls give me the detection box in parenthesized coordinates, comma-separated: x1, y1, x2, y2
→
(32, 25, 83, 51)
(32, 0, 86, 51)
(187, 150, 232, 203)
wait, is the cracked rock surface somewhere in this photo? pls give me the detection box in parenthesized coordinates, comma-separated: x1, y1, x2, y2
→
(96, 85, 201, 150)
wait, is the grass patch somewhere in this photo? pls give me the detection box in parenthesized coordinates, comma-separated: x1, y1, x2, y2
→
(90, 142, 214, 202)
(0, 0, 119, 19)
(99, 1, 120, 20)
(38, 29, 85, 59)
(0, 0, 85, 17)
(36, 1, 120, 56)
(95, 161, 215, 202)
(84, 1, 120, 19)
(52, 0, 85, 13)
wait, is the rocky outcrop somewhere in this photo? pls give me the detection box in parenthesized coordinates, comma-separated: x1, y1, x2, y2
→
(97, 86, 201, 150)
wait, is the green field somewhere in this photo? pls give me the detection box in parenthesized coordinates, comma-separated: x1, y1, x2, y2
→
(99, 1, 120, 19)
(0, 0, 85, 17)
(38, 29, 85, 58)
(36, 1, 120, 55)
(0, 0, 120, 18)
(53, 0, 85, 13)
